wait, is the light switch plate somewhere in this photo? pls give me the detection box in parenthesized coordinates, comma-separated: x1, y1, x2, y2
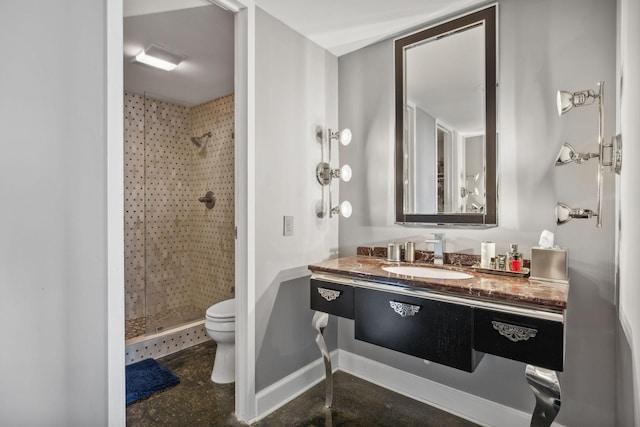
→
(283, 216, 293, 236)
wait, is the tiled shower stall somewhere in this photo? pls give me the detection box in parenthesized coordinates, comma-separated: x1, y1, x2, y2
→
(124, 92, 235, 341)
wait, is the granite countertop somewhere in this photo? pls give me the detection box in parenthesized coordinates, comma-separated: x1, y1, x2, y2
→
(308, 255, 569, 310)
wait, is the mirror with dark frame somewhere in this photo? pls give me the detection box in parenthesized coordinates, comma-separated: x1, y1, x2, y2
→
(395, 6, 497, 226)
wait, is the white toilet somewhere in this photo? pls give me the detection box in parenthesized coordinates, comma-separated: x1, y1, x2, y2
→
(205, 298, 235, 383)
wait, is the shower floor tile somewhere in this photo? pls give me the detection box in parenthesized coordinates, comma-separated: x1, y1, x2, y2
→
(126, 341, 479, 427)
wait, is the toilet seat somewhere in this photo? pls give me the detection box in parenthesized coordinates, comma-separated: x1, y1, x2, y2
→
(206, 298, 235, 320)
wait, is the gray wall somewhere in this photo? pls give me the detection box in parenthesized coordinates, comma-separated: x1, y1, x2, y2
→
(0, 0, 109, 425)
(616, 0, 640, 424)
(254, 8, 339, 391)
(338, 0, 616, 425)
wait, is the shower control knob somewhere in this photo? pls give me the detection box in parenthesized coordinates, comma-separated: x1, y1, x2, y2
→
(199, 191, 216, 209)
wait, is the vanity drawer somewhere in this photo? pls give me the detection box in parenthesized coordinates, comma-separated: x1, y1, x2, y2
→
(354, 288, 482, 372)
(310, 279, 354, 319)
(474, 308, 564, 371)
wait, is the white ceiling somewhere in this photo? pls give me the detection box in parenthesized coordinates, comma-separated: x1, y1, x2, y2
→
(252, 0, 486, 56)
(124, 4, 234, 106)
(123, 0, 487, 105)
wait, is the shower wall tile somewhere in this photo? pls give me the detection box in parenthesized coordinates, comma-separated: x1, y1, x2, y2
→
(124, 92, 235, 340)
(187, 94, 235, 313)
(143, 97, 192, 321)
(124, 93, 146, 328)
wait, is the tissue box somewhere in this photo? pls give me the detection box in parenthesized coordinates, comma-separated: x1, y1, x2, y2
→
(530, 247, 569, 283)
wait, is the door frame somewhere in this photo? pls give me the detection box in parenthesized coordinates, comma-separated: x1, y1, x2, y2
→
(106, 0, 256, 424)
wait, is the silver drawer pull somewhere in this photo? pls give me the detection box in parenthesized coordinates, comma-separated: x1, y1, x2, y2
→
(317, 287, 341, 302)
(492, 321, 538, 342)
(389, 301, 420, 317)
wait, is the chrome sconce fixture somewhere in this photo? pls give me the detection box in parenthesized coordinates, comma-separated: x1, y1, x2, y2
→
(460, 173, 479, 200)
(554, 81, 622, 227)
(316, 163, 352, 186)
(330, 201, 353, 218)
(555, 203, 596, 225)
(556, 88, 598, 115)
(315, 127, 353, 218)
(460, 186, 479, 198)
(554, 142, 598, 166)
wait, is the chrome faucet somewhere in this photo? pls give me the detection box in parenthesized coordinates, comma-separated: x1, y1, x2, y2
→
(424, 233, 445, 265)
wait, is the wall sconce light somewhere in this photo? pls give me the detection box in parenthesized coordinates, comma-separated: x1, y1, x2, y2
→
(555, 202, 596, 225)
(557, 89, 598, 116)
(332, 128, 352, 146)
(460, 186, 479, 198)
(554, 142, 598, 166)
(132, 44, 185, 71)
(316, 163, 352, 185)
(554, 81, 622, 228)
(315, 127, 353, 218)
(331, 201, 353, 218)
(471, 202, 484, 212)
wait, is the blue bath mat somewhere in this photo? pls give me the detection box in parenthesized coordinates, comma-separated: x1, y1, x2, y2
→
(126, 358, 180, 405)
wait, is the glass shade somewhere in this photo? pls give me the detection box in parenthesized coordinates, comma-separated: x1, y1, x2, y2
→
(554, 142, 596, 166)
(555, 143, 576, 165)
(338, 129, 352, 146)
(556, 202, 595, 225)
(333, 200, 352, 218)
(340, 164, 352, 182)
(556, 91, 574, 116)
(556, 203, 572, 224)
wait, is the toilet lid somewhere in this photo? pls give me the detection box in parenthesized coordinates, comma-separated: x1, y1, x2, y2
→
(206, 298, 235, 319)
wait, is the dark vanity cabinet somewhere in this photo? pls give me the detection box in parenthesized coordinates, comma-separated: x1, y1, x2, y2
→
(310, 276, 565, 374)
(354, 288, 484, 372)
(309, 267, 568, 427)
(310, 279, 354, 319)
(474, 308, 564, 371)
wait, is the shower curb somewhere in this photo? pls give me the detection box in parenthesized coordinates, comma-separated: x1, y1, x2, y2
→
(125, 320, 210, 365)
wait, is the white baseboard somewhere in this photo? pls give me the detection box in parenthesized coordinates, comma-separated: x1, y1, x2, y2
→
(338, 349, 567, 427)
(253, 347, 569, 427)
(254, 350, 339, 422)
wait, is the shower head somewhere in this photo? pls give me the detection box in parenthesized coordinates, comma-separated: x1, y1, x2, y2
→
(191, 132, 212, 148)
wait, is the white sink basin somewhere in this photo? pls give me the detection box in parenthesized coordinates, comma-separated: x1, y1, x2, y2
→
(382, 265, 473, 280)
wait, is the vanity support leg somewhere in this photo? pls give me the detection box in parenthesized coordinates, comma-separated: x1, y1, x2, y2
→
(312, 311, 333, 408)
(525, 365, 561, 427)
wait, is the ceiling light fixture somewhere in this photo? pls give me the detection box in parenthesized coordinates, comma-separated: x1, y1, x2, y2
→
(132, 44, 185, 71)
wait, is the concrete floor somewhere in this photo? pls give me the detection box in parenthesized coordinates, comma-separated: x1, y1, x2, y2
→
(126, 341, 480, 426)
